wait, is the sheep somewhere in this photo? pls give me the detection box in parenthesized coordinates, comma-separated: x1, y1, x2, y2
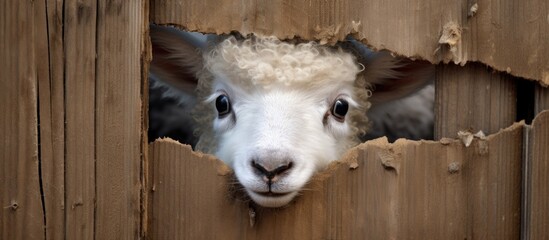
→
(149, 25, 434, 207)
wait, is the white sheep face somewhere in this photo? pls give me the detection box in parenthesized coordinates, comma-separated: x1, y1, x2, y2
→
(201, 37, 363, 207)
(212, 80, 358, 207)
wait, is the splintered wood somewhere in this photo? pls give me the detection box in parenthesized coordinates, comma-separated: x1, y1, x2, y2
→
(152, 0, 548, 84)
(434, 63, 518, 139)
(149, 118, 531, 239)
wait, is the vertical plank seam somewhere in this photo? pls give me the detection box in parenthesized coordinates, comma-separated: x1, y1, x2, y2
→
(93, 0, 100, 239)
(61, 0, 68, 239)
(140, 1, 150, 237)
(521, 125, 532, 240)
(35, 1, 48, 238)
(35, 19, 48, 240)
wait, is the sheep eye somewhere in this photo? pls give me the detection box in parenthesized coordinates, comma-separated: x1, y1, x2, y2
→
(215, 95, 231, 117)
(331, 99, 349, 121)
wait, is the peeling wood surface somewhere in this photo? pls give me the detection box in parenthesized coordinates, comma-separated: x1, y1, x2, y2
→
(151, 0, 548, 84)
(0, 1, 44, 239)
(434, 63, 517, 139)
(149, 122, 523, 239)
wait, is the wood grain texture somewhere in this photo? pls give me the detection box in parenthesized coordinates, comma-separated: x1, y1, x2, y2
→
(94, 0, 147, 239)
(36, 0, 65, 239)
(524, 111, 549, 240)
(151, 0, 548, 84)
(1, 1, 148, 239)
(149, 122, 523, 239)
(141, 0, 152, 237)
(1, 1, 542, 239)
(535, 85, 549, 114)
(64, 0, 98, 239)
(434, 63, 517, 139)
(0, 1, 44, 239)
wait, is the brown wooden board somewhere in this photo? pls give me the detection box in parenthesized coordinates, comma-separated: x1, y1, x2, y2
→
(535, 86, 549, 114)
(142, 0, 153, 236)
(151, 0, 548, 84)
(64, 1, 98, 239)
(36, 0, 65, 239)
(149, 121, 523, 239)
(94, 0, 148, 239)
(524, 111, 549, 240)
(1, 1, 148, 239)
(434, 63, 517, 139)
(0, 1, 44, 239)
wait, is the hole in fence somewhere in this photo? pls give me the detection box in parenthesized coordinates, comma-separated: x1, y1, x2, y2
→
(146, 24, 435, 207)
(147, 26, 435, 148)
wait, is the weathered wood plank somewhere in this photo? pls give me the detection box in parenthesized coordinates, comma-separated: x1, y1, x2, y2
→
(524, 110, 549, 240)
(466, 124, 523, 239)
(149, 122, 522, 239)
(535, 85, 549, 114)
(434, 63, 517, 139)
(0, 1, 44, 239)
(94, 0, 147, 238)
(64, 0, 98, 239)
(152, 0, 548, 84)
(141, 0, 152, 237)
(36, 0, 65, 239)
(150, 141, 239, 240)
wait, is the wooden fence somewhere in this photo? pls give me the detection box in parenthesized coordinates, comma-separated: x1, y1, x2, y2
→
(1, 0, 548, 239)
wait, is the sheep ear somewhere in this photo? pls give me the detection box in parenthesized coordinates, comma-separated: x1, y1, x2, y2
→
(149, 24, 204, 97)
(360, 51, 434, 104)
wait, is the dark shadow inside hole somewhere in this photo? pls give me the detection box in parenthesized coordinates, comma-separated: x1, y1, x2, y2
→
(516, 79, 536, 124)
(148, 78, 199, 146)
(362, 81, 434, 142)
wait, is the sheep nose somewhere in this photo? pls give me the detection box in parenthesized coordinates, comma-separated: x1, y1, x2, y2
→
(251, 160, 293, 182)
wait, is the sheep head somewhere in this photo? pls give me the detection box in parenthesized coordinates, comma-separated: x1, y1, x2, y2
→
(189, 36, 368, 207)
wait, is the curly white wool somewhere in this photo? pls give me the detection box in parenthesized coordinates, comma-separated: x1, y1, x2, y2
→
(204, 36, 360, 89)
(193, 36, 370, 155)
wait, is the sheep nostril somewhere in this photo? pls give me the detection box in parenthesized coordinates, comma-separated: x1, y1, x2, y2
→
(251, 160, 293, 180)
(251, 160, 269, 176)
(272, 161, 293, 176)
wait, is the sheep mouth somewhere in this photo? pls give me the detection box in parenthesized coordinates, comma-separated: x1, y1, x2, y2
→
(253, 191, 292, 197)
(248, 190, 298, 207)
